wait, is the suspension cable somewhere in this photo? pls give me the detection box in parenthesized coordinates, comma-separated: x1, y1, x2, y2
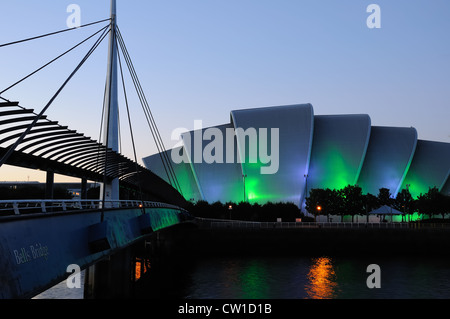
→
(115, 26, 182, 195)
(0, 18, 111, 48)
(116, 31, 145, 205)
(0, 26, 110, 168)
(115, 30, 172, 187)
(0, 24, 110, 96)
(0, 16, 184, 197)
(93, 74, 109, 190)
(116, 28, 182, 194)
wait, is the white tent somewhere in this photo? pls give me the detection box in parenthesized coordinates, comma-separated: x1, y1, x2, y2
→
(369, 205, 403, 222)
(369, 205, 403, 215)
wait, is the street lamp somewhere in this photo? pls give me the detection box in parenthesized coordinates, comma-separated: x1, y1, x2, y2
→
(405, 184, 410, 222)
(304, 174, 308, 213)
(242, 174, 247, 202)
(304, 174, 308, 194)
(316, 205, 322, 222)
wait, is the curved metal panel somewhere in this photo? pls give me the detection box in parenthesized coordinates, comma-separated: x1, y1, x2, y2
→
(0, 103, 186, 204)
(15, 130, 78, 148)
(0, 121, 59, 137)
(0, 125, 68, 145)
(308, 114, 371, 193)
(230, 104, 314, 206)
(143, 147, 202, 202)
(62, 148, 104, 165)
(441, 174, 450, 197)
(51, 144, 101, 161)
(0, 115, 46, 127)
(357, 126, 417, 196)
(79, 156, 106, 172)
(25, 136, 89, 155)
(0, 109, 34, 117)
(181, 123, 244, 203)
(400, 140, 450, 198)
(19, 134, 84, 153)
(39, 140, 96, 158)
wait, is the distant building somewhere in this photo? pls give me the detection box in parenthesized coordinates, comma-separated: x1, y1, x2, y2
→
(0, 181, 97, 199)
(143, 104, 450, 208)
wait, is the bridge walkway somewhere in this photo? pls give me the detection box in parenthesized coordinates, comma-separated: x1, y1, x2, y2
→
(0, 200, 192, 299)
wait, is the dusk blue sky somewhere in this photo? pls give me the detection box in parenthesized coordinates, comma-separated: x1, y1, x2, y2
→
(1, 0, 449, 182)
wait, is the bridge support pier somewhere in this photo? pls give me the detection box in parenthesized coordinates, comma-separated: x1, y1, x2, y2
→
(45, 171, 54, 200)
(81, 178, 87, 200)
(84, 247, 134, 299)
(82, 224, 194, 299)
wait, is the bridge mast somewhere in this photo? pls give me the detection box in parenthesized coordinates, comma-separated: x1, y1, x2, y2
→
(101, 0, 120, 203)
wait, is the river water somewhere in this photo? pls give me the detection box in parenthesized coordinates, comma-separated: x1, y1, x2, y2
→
(33, 254, 450, 299)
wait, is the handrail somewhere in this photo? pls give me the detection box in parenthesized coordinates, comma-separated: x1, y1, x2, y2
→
(197, 219, 415, 229)
(0, 199, 185, 216)
(198, 219, 450, 229)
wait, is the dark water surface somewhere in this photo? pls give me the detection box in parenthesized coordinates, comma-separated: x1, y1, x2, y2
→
(135, 254, 450, 299)
(34, 254, 450, 299)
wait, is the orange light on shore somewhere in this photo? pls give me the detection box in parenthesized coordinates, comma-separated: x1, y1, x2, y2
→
(135, 259, 150, 281)
(316, 205, 322, 211)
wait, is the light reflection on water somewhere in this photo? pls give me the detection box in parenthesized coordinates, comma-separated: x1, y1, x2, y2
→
(305, 257, 338, 299)
(33, 255, 450, 299)
(179, 255, 450, 299)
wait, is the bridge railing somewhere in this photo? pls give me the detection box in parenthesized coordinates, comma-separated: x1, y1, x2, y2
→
(199, 219, 414, 229)
(0, 199, 183, 216)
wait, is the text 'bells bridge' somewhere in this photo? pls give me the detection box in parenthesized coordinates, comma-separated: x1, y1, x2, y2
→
(0, 1, 190, 299)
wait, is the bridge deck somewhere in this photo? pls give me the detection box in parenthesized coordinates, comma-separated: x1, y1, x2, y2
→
(0, 200, 191, 299)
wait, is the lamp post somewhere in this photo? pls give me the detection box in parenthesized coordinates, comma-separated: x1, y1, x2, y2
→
(304, 174, 308, 213)
(316, 205, 322, 223)
(406, 183, 410, 222)
(242, 174, 247, 202)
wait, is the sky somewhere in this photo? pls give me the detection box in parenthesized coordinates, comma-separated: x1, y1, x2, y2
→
(0, 0, 449, 183)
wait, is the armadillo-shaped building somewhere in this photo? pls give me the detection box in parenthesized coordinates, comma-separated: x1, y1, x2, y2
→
(143, 104, 450, 208)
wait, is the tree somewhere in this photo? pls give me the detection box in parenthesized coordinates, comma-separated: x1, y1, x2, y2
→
(211, 201, 226, 219)
(394, 188, 414, 221)
(416, 187, 448, 220)
(306, 188, 329, 221)
(363, 193, 380, 222)
(324, 188, 342, 222)
(377, 188, 393, 207)
(187, 200, 303, 222)
(340, 185, 365, 222)
(305, 188, 321, 221)
(235, 201, 253, 220)
(416, 192, 430, 219)
(305, 188, 344, 222)
(190, 200, 210, 218)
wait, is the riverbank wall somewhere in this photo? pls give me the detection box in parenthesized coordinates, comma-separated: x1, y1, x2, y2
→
(179, 224, 450, 258)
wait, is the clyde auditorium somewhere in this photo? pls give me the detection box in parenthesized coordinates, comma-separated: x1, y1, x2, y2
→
(143, 104, 450, 209)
